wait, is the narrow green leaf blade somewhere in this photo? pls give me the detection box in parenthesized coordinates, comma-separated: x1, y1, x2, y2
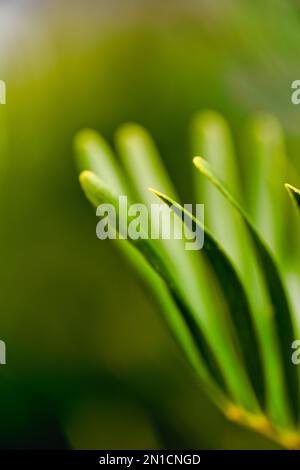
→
(191, 110, 248, 276)
(150, 187, 265, 405)
(244, 115, 288, 262)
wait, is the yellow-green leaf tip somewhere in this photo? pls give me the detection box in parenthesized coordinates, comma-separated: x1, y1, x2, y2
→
(285, 183, 300, 195)
(115, 123, 151, 150)
(79, 170, 94, 186)
(285, 183, 300, 208)
(148, 187, 162, 196)
(193, 156, 207, 172)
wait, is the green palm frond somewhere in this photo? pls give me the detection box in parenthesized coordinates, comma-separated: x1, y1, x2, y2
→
(74, 113, 300, 449)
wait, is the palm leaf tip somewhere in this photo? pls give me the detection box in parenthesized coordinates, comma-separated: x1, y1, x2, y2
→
(285, 183, 300, 209)
(78, 170, 109, 208)
(74, 128, 98, 147)
(74, 129, 102, 171)
(193, 155, 210, 173)
(148, 187, 163, 197)
(79, 170, 96, 188)
(79, 170, 97, 200)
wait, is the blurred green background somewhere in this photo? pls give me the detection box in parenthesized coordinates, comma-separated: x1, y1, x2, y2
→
(1, 0, 300, 449)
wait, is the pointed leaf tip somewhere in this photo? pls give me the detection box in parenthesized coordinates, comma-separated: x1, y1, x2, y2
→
(79, 170, 92, 185)
(285, 183, 300, 209)
(148, 187, 164, 197)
